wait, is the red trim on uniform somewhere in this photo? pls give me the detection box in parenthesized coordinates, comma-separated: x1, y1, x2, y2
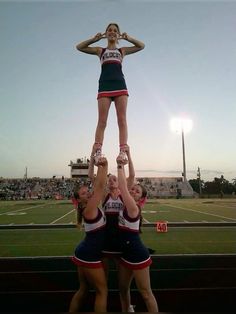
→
(118, 225, 140, 233)
(71, 256, 104, 268)
(97, 90, 128, 99)
(119, 257, 152, 270)
(102, 60, 121, 65)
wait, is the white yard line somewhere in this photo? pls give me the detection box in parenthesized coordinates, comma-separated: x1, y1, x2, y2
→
(142, 216, 149, 223)
(50, 209, 76, 224)
(166, 204, 236, 221)
(0, 203, 52, 216)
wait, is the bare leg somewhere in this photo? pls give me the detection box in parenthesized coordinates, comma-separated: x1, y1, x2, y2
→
(114, 95, 128, 147)
(118, 263, 134, 312)
(102, 257, 110, 279)
(69, 267, 89, 312)
(95, 97, 112, 145)
(133, 267, 158, 312)
(83, 267, 108, 312)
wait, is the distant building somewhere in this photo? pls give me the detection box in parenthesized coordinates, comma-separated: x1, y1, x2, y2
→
(68, 157, 90, 179)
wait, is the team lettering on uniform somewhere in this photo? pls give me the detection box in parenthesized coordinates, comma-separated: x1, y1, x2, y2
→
(104, 202, 124, 211)
(101, 50, 122, 64)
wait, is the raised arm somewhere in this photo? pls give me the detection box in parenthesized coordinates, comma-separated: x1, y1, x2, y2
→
(76, 33, 105, 56)
(119, 33, 145, 56)
(84, 157, 108, 219)
(117, 157, 139, 218)
(125, 145, 135, 190)
(88, 143, 101, 184)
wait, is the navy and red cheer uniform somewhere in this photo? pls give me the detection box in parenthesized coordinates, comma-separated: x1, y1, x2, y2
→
(118, 206, 152, 270)
(102, 193, 124, 257)
(72, 207, 106, 268)
(97, 48, 129, 100)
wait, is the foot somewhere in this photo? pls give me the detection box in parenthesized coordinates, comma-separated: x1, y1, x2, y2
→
(94, 148, 102, 165)
(118, 150, 128, 164)
(128, 305, 135, 312)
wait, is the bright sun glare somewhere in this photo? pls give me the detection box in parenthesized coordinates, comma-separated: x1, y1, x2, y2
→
(170, 117, 193, 134)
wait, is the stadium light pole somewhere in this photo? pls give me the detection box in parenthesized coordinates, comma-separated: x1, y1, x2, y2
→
(170, 117, 193, 182)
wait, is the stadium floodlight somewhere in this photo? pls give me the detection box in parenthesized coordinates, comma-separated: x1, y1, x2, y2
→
(170, 117, 193, 182)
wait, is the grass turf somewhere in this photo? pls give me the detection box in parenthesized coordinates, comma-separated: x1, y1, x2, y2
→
(0, 198, 236, 257)
(0, 226, 235, 257)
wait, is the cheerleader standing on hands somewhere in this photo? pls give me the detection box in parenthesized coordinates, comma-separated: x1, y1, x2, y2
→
(76, 23, 145, 163)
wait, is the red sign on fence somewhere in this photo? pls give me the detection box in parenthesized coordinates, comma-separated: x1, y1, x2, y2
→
(156, 221, 168, 232)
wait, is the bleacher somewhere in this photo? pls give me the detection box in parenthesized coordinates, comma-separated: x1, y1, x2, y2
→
(0, 176, 194, 201)
(137, 177, 194, 198)
(0, 254, 235, 312)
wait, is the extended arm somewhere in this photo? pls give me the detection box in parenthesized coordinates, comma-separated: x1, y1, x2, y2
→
(125, 145, 135, 190)
(88, 157, 95, 184)
(117, 159, 139, 218)
(84, 157, 108, 219)
(88, 143, 101, 185)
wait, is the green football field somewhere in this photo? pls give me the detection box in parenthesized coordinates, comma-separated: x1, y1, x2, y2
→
(0, 198, 236, 257)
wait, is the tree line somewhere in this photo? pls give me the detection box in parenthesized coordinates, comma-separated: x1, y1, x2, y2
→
(189, 175, 236, 196)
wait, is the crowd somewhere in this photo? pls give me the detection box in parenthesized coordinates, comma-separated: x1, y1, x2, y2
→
(0, 177, 90, 201)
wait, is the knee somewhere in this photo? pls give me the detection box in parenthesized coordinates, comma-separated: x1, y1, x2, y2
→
(139, 288, 152, 302)
(97, 119, 107, 130)
(117, 116, 127, 128)
(95, 285, 108, 297)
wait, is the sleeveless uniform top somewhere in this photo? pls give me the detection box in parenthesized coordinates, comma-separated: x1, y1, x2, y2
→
(99, 48, 124, 81)
(118, 206, 141, 232)
(72, 207, 106, 268)
(97, 48, 128, 99)
(83, 207, 106, 232)
(118, 205, 152, 269)
(103, 193, 124, 215)
(102, 193, 124, 256)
